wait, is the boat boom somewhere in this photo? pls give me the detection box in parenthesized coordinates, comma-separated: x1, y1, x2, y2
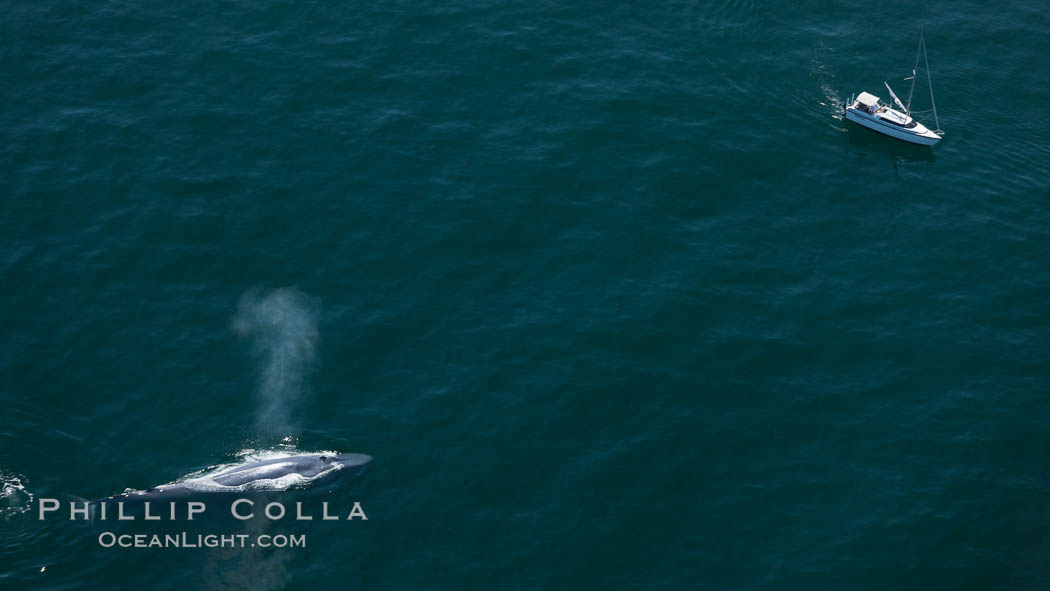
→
(883, 82, 908, 113)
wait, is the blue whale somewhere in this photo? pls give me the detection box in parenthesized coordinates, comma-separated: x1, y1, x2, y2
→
(100, 452, 372, 505)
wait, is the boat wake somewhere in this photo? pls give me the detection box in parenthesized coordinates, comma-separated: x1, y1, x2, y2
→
(810, 46, 846, 126)
(763, 43, 847, 134)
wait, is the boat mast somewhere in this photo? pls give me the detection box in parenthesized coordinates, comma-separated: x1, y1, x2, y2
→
(904, 30, 923, 116)
(923, 34, 940, 132)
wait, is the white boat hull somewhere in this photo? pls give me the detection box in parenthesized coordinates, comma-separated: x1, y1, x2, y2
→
(844, 106, 941, 146)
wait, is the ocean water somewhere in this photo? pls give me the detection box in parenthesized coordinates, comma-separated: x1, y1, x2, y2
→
(1, 1, 1048, 588)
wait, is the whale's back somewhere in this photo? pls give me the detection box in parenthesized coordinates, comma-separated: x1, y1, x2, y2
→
(209, 455, 331, 487)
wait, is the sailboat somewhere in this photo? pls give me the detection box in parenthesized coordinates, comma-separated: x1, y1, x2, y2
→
(844, 31, 944, 146)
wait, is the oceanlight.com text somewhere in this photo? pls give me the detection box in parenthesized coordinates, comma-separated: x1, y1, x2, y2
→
(97, 532, 307, 549)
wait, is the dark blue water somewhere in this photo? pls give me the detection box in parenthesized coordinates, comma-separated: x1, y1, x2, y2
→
(2, 1, 1048, 588)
